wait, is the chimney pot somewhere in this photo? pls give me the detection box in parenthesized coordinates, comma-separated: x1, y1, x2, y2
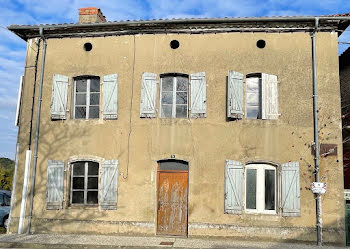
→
(79, 7, 106, 23)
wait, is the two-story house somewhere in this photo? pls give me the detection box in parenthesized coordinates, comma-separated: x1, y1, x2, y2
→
(7, 7, 350, 245)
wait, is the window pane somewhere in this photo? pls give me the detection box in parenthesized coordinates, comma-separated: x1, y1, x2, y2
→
(72, 191, 84, 204)
(76, 93, 86, 105)
(76, 79, 87, 92)
(87, 191, 98, 204)
(265, 169, 275, 210)
(90, 93, 100, 105)
(246, 169, 257, 209)
(88, 162, 99, 175)
(4, 195, 10, 206)
(75, 107, 86, 119)
(90, 78, 100, 92)
(246, 106, 260, 119)
(72, 177, 84, 189)
(176, 92, 187, 104)
(176, 105, 187, 118)
(176, 76, 188, 91)
(161, 92, 173, 104)
(161, 105, 172, 118)
(162, 77, 173, 91)
(89, 106, 99, 119)
(88, 177, 98, 189)
(73, 162, 85, 176)
(246, 92, 259, 105)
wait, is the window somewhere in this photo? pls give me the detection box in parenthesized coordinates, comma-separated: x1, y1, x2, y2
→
(0, 193, 10, 206)
(73, 76, 100, 119)
(160, 74, 189, 118)
(227, 71, 278, 120)
(246, 75, 261, 119)
(224, 160, 300, 216)
(71, 161, 99, 205)
(245, 164, 276, 214)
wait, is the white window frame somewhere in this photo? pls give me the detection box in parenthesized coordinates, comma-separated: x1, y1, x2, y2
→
(73, 78, 100, 119)
(159, 75, 189, 118)
(245, 74, 262, 120)
(245, 164, 277, 214)
(70, 161, 99, 205)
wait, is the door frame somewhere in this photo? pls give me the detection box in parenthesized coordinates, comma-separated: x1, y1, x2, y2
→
(156, 160, 189, 237)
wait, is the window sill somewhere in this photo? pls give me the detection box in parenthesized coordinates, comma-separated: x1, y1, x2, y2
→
(68, 204, 99, 209)
(244, 210, 277, 216)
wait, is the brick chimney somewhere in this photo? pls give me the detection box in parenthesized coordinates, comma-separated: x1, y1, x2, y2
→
(79, 7, 106, 23)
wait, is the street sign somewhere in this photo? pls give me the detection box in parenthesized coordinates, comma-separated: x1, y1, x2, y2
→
(311, 182, 327, 194)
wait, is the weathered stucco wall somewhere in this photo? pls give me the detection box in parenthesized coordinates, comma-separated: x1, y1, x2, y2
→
(9, 31, 345, 244)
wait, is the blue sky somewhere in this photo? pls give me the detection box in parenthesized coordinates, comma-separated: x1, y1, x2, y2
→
(1, 0, 350, 159)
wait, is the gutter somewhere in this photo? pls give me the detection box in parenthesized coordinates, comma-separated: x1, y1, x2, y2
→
(26, 27, 47, 234)
(311, 17, 323, 246)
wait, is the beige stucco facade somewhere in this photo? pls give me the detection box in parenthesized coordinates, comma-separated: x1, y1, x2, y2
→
(8, 30, 345, 244)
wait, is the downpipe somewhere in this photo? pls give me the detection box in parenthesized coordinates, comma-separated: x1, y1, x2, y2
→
(311, 17, 323, 246)
(27, 27, 47, 234)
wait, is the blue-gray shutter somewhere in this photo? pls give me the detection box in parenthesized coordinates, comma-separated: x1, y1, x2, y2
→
(46, 160, 64, 209)
(190, 72, 206, 118)
(51, 74, 68, 120)
(103, 74, 118, 119)
(227, 71, 244, 119)
(140, 72, 157, 118)
(100, 160, 119, 210)
(225, 160, 243, 214)
(261, 73, 279, 120)
(281, 161, 300, 216)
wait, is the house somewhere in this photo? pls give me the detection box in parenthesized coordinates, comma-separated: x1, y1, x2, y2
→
(7, 7, 350, 245)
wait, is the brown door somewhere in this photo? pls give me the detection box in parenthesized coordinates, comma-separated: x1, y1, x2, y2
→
(157, 170, 188, 236)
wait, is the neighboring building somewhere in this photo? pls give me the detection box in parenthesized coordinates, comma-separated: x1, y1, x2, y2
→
(7, 7, 349, 245)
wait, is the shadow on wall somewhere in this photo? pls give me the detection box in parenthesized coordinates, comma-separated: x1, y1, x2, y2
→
(11, 120, 109, 234)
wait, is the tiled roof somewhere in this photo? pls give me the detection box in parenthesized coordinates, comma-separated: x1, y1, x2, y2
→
(8, 13, 350, 40)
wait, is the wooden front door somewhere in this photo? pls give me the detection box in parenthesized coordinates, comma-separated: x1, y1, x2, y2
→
(157, 170, 188, 236)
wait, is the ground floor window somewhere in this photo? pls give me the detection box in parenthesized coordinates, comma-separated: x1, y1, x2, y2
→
(224, 160, 300, 216)
(71, 161, 99, 205)
(245, 164, 276, 214)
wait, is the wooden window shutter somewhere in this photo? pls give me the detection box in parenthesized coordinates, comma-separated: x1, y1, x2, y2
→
(103, 74, 118, 119)
(190, 72, 206, 118)
(140, 72, 157, 118)
(224, 160, 243, 214)
(51, 74, 69, 120)
(100, 160, 119, 210)
(46, 160, 64, 209)
(261, 73, 279, 120)
(227, 71, 244, 119)
(281, 161, 300, 216)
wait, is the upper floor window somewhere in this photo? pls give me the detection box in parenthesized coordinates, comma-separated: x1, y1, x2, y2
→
(246, 74, 261, 119)
(160, 74, 189, 118)
(71, 161, 99, 205)
(227, 71, 279, 120)
(73, 76, 100, 119)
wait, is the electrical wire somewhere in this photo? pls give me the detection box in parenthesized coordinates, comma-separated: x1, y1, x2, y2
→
(123, 35, 136, 179)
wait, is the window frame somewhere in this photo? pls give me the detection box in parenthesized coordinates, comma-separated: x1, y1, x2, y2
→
(244, 163, 277, 215)
(73, 76, 100, 120)
(159, 73, 189, 118)
(70, 161, 99, 206)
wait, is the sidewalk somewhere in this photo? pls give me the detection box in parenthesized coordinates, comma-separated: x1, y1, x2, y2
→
(0, 233, 346, 249)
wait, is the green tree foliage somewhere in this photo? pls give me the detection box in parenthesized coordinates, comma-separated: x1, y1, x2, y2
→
(0, 158, 14, 191)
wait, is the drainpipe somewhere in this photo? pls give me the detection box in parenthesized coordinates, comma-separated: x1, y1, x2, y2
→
(27, 27, 47, 234)
(311, 17, 322, 246)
